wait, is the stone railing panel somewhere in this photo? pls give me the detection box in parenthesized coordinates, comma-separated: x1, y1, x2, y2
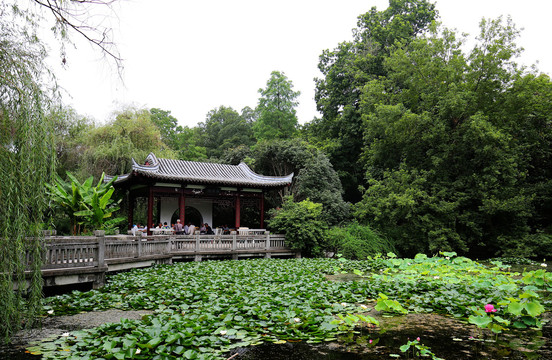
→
(42, 238, 99, 269)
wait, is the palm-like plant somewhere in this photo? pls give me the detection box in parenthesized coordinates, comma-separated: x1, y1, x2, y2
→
(73, 173, 125, 232)
(46, 172, 124, 234)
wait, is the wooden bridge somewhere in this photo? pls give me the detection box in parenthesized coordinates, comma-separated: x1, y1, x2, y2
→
(36, 231, 298, 289)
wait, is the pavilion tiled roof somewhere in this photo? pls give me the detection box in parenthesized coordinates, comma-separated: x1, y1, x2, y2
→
(106, 153, 293, 188)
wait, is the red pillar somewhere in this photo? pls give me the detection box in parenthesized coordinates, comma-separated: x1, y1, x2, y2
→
(147, 186, 154, 235)
(235, 194, 241, 229)
(260, 193, 265, 229)
(179, 192, 186, 225)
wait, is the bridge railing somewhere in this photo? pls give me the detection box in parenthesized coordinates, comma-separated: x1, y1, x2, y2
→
(40, 232, 290, 271)
(42, 236, 99, 270)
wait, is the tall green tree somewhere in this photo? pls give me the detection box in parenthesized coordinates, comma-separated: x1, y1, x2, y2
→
(150, 107, 207, 161)
(249, 139, 349, 225)
(254, 71, 300, 141)
(198, 106, 255, 159)
(150, 108, 180, 148)
(48, 106, 94, 177)
(0, 3, 56, 340)
(310, 0, 437, 201)
(355, 18, 552, 258)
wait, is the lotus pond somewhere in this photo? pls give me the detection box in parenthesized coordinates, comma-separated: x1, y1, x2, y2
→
(26, 254, 551, 359)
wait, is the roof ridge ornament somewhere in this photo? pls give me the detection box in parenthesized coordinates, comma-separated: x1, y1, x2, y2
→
(132, 152, 160, 172)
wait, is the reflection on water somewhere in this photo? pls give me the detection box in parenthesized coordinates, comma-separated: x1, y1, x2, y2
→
(2, 326, 551, 360)
(0, 348, 36, 360)
(235, 327, 551, 360)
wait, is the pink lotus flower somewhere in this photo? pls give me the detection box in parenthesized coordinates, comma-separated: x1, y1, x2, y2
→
(416, 337, 420, 341)
(484, 304, 497, 313)
(369, 339, 373, 344)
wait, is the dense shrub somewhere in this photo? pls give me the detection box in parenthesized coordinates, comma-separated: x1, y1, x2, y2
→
(267, 197, 327, 257)
(327, 222, 395, 260)
(497, 232, 552, 260)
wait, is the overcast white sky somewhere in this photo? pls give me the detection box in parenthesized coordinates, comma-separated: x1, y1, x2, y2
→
(45, 0, 552, 128)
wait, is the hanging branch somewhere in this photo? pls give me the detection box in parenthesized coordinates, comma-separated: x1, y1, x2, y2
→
(32, 0, 123, 74)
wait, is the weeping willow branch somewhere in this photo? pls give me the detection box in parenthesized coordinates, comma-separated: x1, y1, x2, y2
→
(0, 6, 56, 342)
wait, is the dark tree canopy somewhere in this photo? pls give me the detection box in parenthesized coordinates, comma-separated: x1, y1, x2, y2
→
(198, 106, 256, 159)
(311, 0, 437, 201)
(354, 18, 552, 257)
(249, 139, 350, 225)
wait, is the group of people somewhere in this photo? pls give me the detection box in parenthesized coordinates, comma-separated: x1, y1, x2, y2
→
(159, 219, 215, 235)
(135, 220, 226, 235)
(131, 223, 147, 236)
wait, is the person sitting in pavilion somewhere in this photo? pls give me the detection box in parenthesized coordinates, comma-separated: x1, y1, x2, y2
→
(175, 219, 183, 234)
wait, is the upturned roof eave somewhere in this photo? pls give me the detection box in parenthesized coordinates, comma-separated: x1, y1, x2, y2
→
(105, 152, 293, 188)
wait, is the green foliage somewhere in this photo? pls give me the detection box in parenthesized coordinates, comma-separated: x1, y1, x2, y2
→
(327, 222, 395, 260)
(267, 197, 328, 257)
(35, 254, 551, 359)
(374, 293, 408, 315)
(0, 3, 56, 341)
(335, 313, 379, 331)
(38, 254, 550, 358)
(150, 107, 181, 147)
(399, 338, 444, 360)
(38, 259, 375, 359)
(78, 108, 177, 179)
(308, 1, 552, 257)
(47, 106, 94, 177)
(295, 151, 350, 224)
(172, 125, 208, 161)
(353, 18, 552, 257)
(198, 106, 255, 159)
(252, 139, 349, 225)
(254, 71, 300, 141)
(46, 172, 124, 234)
(311, 0, 437, 201)
(45, 173, 85, 235)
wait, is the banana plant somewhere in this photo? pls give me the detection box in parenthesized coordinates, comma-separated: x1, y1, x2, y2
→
(45, 173, 86, 235)
(46, 172, 124, 234)
(72, 173, 125, 232)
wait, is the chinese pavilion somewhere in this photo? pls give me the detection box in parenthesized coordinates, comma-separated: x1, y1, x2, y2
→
(106, 153, 293, 232)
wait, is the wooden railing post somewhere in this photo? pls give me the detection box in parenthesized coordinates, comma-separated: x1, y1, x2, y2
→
(195, 235, 200, 251)
(232, 233, 237, 251)
(265, 232, 270, 250)
(94, 230, 105, 268)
